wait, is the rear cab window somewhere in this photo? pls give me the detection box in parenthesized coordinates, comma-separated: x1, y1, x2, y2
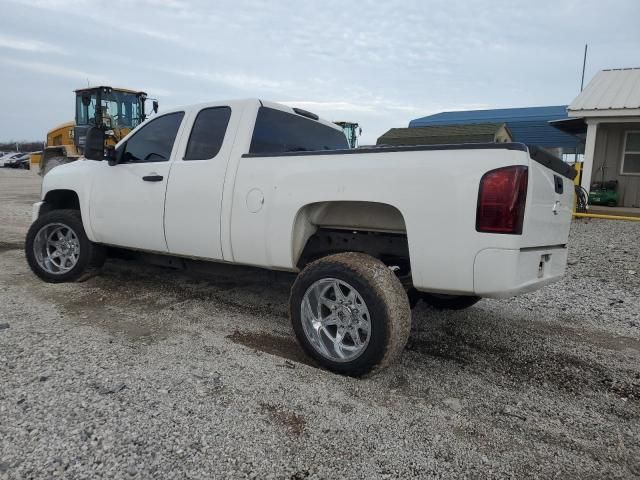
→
(249, 107, 348, 154)
(184, 107, 232, 160)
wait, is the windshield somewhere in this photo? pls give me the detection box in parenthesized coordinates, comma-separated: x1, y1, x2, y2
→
(76, 90, 143, 129)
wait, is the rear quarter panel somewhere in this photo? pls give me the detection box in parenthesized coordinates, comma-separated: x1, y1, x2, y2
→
(229, 147, 531, 294)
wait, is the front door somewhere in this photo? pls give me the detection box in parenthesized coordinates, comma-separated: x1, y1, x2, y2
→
(89, 111, 185, 252)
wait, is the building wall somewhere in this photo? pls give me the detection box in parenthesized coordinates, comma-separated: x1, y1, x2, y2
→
(592, 123, 640, 207)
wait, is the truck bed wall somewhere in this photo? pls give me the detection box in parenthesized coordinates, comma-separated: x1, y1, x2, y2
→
(229, 147, 532, 294)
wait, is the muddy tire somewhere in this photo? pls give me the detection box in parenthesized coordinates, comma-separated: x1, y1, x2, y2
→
(25, 209, 106, 283)
(41, 156, 70, 176)
(407, 287, 421, 309)
(421, 293, 481, 310)
(290, 252, 411, 376)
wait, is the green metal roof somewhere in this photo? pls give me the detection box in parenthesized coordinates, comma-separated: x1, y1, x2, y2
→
(377, 123, 509, 145)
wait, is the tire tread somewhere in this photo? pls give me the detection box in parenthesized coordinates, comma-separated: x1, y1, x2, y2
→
(290, 252, 411, 376)
(25, 209, 105, 283)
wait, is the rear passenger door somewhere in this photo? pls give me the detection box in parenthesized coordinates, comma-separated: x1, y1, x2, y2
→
(164, 104, 240, 260)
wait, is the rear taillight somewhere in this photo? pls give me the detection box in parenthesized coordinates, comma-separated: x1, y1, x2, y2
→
(476, 166, 528, 234)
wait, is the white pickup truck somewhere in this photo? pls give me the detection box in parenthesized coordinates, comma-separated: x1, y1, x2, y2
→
(26, 99, 575, 375)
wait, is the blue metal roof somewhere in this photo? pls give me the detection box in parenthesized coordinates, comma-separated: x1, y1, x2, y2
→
(409, 105, 579, 149)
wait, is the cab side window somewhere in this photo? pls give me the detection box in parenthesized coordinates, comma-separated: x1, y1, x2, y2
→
(121, 112, 185, 163)
(184, 107, 231, 160)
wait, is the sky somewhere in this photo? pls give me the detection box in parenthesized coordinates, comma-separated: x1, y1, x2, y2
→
(0, 0, 639, 145)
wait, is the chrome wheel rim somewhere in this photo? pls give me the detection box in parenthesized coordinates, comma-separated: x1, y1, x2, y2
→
(300, 278, 371, 362)
(33, 222, 80, 275)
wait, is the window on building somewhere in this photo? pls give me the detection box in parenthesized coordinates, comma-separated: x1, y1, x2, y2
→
(184, 107, 232, 160)
(249, 107, 349, 154)
(622, 131, 640, 175)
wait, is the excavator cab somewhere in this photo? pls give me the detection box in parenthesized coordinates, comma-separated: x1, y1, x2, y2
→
(74, 86, 151, 149)
(334, 121, 361, 149)
(40, 86, 157, 176)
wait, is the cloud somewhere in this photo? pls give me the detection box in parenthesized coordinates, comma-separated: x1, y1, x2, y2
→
(0, 34, 64, 54)
(1, 0, 639, 143)
(0, 57, 108, 84)
(279, 101, 377, 114)
(161, 68, 292, 91)
(8, 0, 198, 48)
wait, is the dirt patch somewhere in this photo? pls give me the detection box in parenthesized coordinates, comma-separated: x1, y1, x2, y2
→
(227, 330, 315, 367)
(61, 284, 179, 343)
(2, 192, 40, 206)
(0, 241, 23, 252)
(259, 402, 306, 436)
(408, 321, 640, 402)
(537, 321, 640, 353)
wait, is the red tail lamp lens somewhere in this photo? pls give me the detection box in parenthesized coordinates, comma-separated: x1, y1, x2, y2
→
(476, 166, 528, 234)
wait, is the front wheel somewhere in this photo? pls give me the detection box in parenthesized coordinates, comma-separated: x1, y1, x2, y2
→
(290, 252, 411, 376)
(25, 209, 106, 283)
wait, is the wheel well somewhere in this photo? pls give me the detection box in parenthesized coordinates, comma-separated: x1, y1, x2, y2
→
(297, 228, 411, 279)
(292, 201, 407, 265)
(41, 190, 80, 216)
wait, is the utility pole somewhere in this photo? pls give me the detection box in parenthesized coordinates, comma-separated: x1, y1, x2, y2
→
(580, 44, 588, 92)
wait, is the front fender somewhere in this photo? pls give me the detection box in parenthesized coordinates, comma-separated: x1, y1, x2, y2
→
(40, 160, 98, 242)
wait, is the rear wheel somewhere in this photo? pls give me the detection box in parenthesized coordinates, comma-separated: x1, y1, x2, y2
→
(421, 293, 481, 310)
(290, 252, 411, 376)
(407, 287, 421, 309)
(25, 209, 106, 283)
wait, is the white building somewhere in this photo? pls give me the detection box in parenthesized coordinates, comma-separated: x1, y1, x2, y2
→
(567, 68, 640, 208)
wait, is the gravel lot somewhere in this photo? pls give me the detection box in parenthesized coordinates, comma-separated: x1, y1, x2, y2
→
(1, 168, 639, 479)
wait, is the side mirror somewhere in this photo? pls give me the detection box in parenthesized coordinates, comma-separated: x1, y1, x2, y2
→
(152, 100, 159, 114)
(84, 127, 105, 160)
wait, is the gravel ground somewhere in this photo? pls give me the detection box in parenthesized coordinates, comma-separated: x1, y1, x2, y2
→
(0, 168, 639, 479)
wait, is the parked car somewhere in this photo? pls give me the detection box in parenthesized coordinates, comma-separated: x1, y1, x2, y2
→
(0, 153, 24, 168)
(5, 153, 31, 169)
(15, 155, 32, 170)
(0, 153, 12, 167)
(25, 99, 575, 376)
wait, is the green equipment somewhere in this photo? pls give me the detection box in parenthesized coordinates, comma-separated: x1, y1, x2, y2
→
(589, 180, 618, 207)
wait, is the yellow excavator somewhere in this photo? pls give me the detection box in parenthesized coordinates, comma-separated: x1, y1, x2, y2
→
(40, 86, 157, 175)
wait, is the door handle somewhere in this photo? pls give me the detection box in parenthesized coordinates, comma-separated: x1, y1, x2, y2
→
(142, 174, 163, 182)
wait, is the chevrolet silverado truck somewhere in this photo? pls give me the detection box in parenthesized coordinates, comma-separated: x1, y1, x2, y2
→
(25, 99, 576, 376)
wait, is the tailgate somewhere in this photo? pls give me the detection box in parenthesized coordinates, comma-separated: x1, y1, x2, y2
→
(520, 146, 575, 248)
